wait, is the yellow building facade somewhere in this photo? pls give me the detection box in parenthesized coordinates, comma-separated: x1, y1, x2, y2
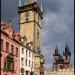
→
(44, 68, 74, 75)
(18, 2, 43, 51)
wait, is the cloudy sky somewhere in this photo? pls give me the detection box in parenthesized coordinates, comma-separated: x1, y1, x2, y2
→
(1, 0, 74, 69)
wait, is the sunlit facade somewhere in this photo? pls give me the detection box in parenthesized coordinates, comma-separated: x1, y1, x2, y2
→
(1, 21, 20, 75)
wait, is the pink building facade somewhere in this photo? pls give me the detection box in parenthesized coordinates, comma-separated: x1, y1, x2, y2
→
(1, 21, 20, 75)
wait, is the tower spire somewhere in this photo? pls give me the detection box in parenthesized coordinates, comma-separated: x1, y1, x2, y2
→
(41, 3, 43, 13)
(19, 0, 21, 7)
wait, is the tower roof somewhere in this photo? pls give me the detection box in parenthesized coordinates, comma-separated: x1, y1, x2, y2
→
(53, 45, 60, 56)
(63, 44, 71, 56)
(18, 2, 43, 19)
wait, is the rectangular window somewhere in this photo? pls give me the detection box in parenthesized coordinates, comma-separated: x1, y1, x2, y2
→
(29, 60, 30, 67)
(4, 60, 14, 71)
(1, 39, 3, 50)
(32, 61, 33, 68)
(6, 42, 9, 52)
(7, 61, 11, 70)
(21, 58, 24, 62)
(26, 50, 27, 57)
(22, 48, 24, 54)
(16, 47, 18, 57)
(26, 59, 27, 66)
(29, 52, 31, 57)
(11, 45, 14, 54)
(11, 63, 14, 70)
(21, 68, 24, 73)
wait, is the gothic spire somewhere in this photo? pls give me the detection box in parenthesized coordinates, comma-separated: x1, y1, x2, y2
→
(41, 3, 43, 13)
(65, 43, 69, 53)
(53, 45, 60, 56)
(63, 43, 71, 56)
(19, 0, 21, 7)
(55, 45, 58, 54)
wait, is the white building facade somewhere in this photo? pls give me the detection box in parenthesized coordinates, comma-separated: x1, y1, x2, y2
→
(20, 44, 34, 75)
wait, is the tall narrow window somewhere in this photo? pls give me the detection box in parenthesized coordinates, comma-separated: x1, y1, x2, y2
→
(21, 68, 24, 73)
(26, 50, 27, 57)
(21, 58, 24, 62)
(6, 42, 9, 52)
(26, 59, 27, 66)
(16, 47, 18, 57)
(11, 45, 14, 54)
(29, 60, 30, 67)
(29, 52, 31, 57)
(22, 48, 24, 54)
(37, 30, 39, 39)
(1, 39, 3, 50)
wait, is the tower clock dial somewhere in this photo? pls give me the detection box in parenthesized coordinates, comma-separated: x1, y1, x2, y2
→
(25, 11, 30, 17)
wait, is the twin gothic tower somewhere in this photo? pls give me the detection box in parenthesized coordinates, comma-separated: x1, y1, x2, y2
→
(18, 0, 43, 52)
(53, 44, 71, 71)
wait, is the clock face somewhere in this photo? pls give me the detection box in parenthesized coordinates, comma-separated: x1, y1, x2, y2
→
(25, 11, 29, 17)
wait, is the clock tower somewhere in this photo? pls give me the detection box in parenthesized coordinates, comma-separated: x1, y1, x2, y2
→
(18, 0, 43, 52)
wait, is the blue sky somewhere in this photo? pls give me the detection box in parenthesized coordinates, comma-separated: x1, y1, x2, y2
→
(1, 0, 74, 69)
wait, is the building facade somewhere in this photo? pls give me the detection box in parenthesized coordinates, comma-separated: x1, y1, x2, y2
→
(1, 21, 20, 75)
(18, 0, 44, 75)
(19, 40, 34, 75)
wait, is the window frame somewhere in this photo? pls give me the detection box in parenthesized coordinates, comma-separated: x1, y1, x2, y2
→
(16, 47, 18, 57)
(22, 48, 24, 54)
(1, 39, 3, 50)
(11, 45, 14, 54)
(6, 42, 9, 52)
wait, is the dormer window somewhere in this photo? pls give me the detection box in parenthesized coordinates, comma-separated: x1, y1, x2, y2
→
(21, 38, 23, 42)
(28, 44, 31, 47)
(28, 43, 33, 49)
(21, 35, 27, 43)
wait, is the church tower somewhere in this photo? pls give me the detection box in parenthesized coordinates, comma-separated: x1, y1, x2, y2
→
(63, 44, 71, 69)
(18, 0, 43, 52)
(53, 46, 60, 71)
